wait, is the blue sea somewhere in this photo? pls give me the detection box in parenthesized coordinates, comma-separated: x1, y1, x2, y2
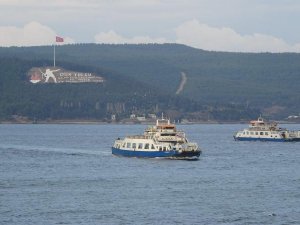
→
(0, 124, 300, 225)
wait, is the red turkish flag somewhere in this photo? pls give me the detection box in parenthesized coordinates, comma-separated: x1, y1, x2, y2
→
(56, 36, 64, 42)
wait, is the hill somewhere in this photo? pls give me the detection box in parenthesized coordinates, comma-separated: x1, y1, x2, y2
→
(0, 43, 299, 121)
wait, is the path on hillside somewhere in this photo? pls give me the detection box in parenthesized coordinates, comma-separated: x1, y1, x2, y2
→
(175, 72, 187, 95)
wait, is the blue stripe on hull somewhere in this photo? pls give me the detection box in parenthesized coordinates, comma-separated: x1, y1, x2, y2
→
(234, 137, 291, 142)
(112, 147, 200, 159)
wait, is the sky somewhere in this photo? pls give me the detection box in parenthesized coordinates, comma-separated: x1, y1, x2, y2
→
(1, 0, 300, 52)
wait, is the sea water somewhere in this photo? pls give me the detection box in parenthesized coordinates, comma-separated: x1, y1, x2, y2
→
(0, 124, 299, 225)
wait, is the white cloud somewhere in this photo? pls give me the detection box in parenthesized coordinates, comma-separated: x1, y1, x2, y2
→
(175, 19, 300, 52)
(94, 21, 300, 52)
(0, 21, 74, 47)
(1, 19, 300, 53)
(94, 30, 167, 44)
(2, 1, 300, 49)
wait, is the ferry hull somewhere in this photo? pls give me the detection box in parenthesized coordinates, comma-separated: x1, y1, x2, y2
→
(234, 137, 299, 142)
(112, 147, 201, 160)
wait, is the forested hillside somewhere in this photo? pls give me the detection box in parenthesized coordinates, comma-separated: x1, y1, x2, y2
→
(0, 58, 194, 121)
(0, 43, 299, 121)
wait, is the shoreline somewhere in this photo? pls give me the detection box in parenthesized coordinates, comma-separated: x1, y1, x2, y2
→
(1, 119, 299, 125)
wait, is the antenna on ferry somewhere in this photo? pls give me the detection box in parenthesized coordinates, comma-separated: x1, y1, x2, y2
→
(161, 112, 164, 120)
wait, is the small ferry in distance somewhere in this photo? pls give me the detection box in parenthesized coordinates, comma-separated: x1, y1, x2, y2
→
(234, 116, 300, 142)
(112, 116, 201, 160)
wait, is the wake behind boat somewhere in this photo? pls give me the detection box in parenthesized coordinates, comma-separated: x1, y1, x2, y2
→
(112, 117, 201, 160)
(234, 116, 300, 142)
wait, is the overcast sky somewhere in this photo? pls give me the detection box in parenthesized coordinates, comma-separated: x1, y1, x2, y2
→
(1, 0, 300, 52)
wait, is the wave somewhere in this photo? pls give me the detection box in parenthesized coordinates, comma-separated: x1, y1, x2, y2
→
(0, 144, 111, 156)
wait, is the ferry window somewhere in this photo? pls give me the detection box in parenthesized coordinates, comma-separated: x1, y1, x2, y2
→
(151, 144, 155, 150)
(161, 133, 175, 136)
(126, 143, 131, 148)
(145, 143, 149, 149)
(243, 132, 245, 135)
(250, 132, 254, 135)
(159, 147, 162, 151)
(255, 132, 258, 135)
(246, 132, 249, 135)
(260, 132, 263, 135)
(122, 143, 126, 147)
(132, 143, 136, 149)
(138, 143, 143, 149)
(265, 132, 268, 135)
(163, 147, 166, 151)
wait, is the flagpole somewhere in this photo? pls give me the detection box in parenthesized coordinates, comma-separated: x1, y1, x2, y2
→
(54, 42, 56, 68)
(54, 36, 63, 67)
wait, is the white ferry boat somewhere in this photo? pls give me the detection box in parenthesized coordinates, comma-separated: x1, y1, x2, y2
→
(112, 117, 201, 160)
(234, 116, 300, 142)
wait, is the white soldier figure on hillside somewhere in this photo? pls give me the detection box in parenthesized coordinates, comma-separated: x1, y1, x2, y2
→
(40, 68, 60, 83)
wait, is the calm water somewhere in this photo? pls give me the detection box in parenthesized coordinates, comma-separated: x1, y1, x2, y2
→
(0, 124, 299, 225)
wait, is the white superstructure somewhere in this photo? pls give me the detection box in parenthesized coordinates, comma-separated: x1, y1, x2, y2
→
(234, 116, 300, 142)
(112, 116, 201, 159)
